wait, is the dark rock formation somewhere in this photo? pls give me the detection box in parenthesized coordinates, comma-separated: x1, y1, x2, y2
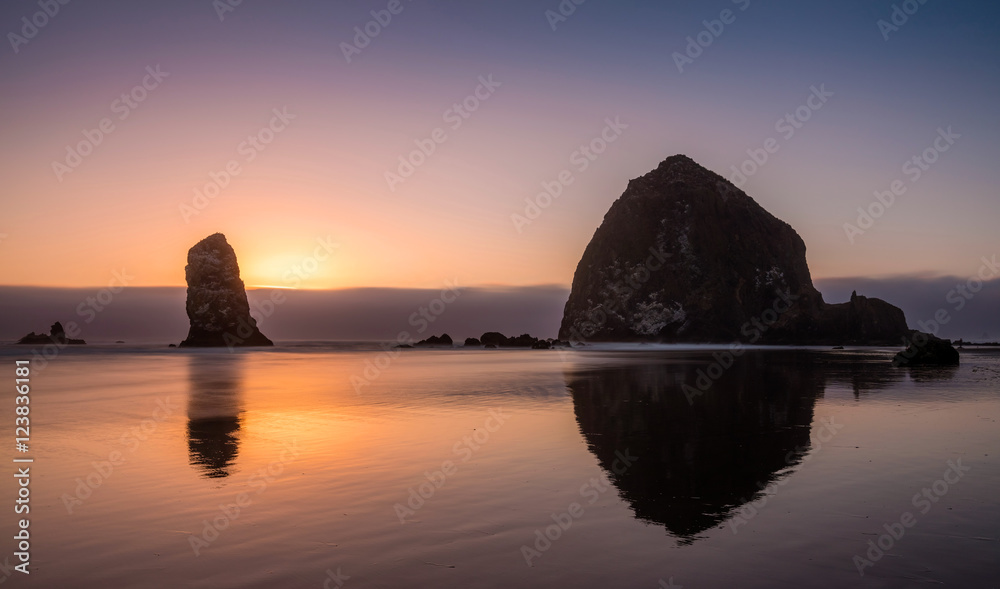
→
(480, 332, 508, 347)
(893, 334, 961, 367)
(415, 334, 453, 347)
(16, 321, 85, 345)
(505, 333, 539, 347)
(179, 233, 273, 347)
(559, 155, 912, 345)
(477, 332, 542, 348)
(807, 291, 910, 346)
(464, 337, 481, 347)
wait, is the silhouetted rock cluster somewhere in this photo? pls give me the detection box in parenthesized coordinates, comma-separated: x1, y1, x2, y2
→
(893, 334, 961, 367)
(480, 332, 508, 347)
(472, 332, 569, 348)
(407, 332, 569, 349)
(16, 321, 85, 345)
(415, 333, 453, 347)
(179, 233, 273, 347)
(559, 155, 914, 345)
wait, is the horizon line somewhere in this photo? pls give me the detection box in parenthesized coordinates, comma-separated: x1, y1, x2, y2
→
(1, 273, 996, 291)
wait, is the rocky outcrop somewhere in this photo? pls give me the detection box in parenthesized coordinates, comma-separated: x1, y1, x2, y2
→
(464, 337, 481, 347)
(415, 334, 453, 347)
(477, 332, 543, 348)
(179, 233, 273, 347)
(505, 334, 540, 347)
(480, 332, 508, 347)
(16, 321, 85, 345)
(559, 155, 913, 345)
(893, 334, 961, 367)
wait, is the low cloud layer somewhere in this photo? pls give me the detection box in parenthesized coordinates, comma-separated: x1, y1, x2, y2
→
(1, 277, 996, 344)
(815, 275, 1000, 342)
(0, 285, 570, 344)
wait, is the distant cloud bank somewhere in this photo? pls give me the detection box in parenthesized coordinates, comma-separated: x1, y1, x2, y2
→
(1, 278, 995, 344)
(0, 285, 570, 344)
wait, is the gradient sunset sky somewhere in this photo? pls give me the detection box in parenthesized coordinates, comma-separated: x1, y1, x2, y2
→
(1, 0, 998, 290)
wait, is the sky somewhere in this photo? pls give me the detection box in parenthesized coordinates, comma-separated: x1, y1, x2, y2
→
(1, 0, 998, 295)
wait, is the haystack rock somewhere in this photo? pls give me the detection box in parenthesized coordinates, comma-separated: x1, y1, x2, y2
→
(559, 155, 913, 345)
(179, 233, 273, 347)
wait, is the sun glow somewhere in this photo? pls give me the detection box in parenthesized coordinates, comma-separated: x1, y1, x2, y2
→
(241, 246, 340, 290)
(247, 285, 298, 290)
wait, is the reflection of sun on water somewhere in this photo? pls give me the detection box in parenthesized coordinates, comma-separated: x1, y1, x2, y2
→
(230, 358, 370, 474)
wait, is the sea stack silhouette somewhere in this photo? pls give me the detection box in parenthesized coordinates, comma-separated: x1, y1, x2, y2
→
(179, 233, 273, 347)
(16, 321, 86, 345)
(559, 155, 913, 345)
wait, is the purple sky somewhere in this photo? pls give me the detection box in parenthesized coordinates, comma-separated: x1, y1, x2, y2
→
(1, 0, 997, 337)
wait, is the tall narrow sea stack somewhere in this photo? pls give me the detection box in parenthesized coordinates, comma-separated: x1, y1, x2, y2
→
(559, 155, 912, 345)
(179, 233, 273, 347)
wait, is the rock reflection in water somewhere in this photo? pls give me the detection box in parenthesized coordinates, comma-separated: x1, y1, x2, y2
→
(567, 350, 916, 543)
(186, 354, 245, 479)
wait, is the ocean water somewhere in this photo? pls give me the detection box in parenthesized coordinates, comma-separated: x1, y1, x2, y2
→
(1, 344, 997, 588)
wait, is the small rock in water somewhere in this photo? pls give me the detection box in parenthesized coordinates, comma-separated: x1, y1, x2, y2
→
(893, 334, 960, 367)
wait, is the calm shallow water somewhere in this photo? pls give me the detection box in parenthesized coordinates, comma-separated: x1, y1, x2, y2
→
(1, 345, 998, 588)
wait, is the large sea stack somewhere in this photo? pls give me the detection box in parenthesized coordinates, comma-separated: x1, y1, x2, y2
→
(179, 233, 273, 347)
(559, 155, 912, 345)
